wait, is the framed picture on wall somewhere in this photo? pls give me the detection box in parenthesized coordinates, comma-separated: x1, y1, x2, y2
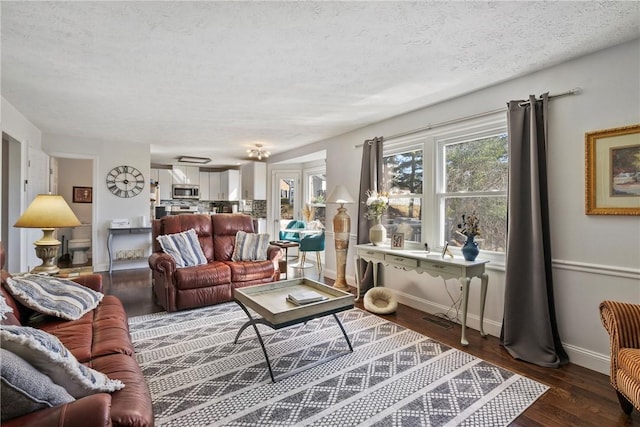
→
(73, 186, 93, 203)
(585, 124, 640, 215)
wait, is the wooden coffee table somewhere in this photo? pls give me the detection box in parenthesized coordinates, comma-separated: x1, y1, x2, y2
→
(233, 278, 354, 382)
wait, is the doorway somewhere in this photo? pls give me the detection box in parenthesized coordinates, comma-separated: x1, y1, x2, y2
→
(272, 171, 301, 238)
(50, 156, 94, 270)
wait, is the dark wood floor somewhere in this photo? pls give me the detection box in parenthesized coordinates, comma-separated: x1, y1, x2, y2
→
(101, 267, 637, 427)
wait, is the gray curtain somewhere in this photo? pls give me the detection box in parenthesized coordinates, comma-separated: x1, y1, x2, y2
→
(356, 137, 383, 297)
(500, 93, 568, 367)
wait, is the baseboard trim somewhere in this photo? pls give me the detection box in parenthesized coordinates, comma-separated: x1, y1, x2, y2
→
(392, 289, 503, 339)
(563, 343, 610, 375)
(384, 288, 611, 376)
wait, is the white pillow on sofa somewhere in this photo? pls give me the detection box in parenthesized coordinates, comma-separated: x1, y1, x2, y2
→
(156, 228, 207, 268)
(0, 325, 124, 399)
(231, 231, 270, 261)
(5, 274, 103, 321)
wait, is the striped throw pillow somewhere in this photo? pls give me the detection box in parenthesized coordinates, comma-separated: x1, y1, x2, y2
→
(231, 231, 270, 261)
(156, 228, 207, 268)
(0, 325, 124, 398)
(5, 274, 103, 321)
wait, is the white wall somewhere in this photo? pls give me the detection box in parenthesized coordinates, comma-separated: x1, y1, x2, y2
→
(1, 97, 44, 271)
(272, 39, 640, 374)
(43, 134, 152, 272)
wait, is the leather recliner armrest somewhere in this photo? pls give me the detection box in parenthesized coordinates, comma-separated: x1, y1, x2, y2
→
(2, 393, 112, 427)
(148, 252, 176, 273)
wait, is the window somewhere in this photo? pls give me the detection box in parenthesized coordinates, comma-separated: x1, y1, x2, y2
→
(305, 168, 327, 226)
(382, 146, 423, 242)
(437, 130, 508, 253)
(379, 113, 508, 259)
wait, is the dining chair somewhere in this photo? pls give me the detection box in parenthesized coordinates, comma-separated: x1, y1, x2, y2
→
(298, 230, 325, 273)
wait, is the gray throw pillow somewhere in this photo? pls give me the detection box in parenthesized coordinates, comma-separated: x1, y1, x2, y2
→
(1, 348, 75, 421)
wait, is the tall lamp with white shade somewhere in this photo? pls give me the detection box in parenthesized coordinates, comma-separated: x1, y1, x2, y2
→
(14, 194, 81, 274)
(326, 185, 355, 290)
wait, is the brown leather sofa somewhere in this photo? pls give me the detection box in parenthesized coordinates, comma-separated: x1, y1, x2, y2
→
(0, 243, 154, 427)
(600, 300, 640, 415)
(148, 213, 283, 312)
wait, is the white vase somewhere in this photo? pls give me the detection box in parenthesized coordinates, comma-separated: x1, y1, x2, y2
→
(369, 219, 387, 246)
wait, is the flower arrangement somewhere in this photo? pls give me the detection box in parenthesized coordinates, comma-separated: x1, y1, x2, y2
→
(457, 212, 480, 238)
(365, 190, 389, 220)
(302, 203, 315, 223)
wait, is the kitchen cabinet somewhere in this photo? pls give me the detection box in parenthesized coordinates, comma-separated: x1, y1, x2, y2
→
(221, 169, 239, 201)
(172, 165, 199, 185)
(157, 168, 173, 201)
(206, 170, 238, 200)
(199, 171, 210, 200)
(241, 161, 266, 200)
(209, 172, 221, 200)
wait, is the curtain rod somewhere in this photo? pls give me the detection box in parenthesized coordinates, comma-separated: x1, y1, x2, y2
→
(354, 87, 581, 148)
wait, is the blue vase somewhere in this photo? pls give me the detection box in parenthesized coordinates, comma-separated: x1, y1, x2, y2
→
(461, 235, 479, 261)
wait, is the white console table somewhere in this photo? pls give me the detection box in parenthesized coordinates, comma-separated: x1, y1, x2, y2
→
(354, 243, 489, 346)
(107, 227, 152, 274)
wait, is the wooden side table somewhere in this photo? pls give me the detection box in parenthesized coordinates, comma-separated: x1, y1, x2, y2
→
(269, 240, 299, 279)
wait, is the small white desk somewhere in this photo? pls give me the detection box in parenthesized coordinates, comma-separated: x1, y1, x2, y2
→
(354, 243, 489, 346)
(107, 227, 152, 274)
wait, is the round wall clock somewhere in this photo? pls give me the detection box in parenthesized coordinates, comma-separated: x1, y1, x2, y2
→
(106, 165, 145, 198)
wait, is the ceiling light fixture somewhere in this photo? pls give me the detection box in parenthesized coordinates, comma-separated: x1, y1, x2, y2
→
(247, 144, 271, 160)
(178, 156, 212, 164)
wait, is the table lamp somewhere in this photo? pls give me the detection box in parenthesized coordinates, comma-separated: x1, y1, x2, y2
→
(14, 194, 81, 274)
(326, 185, 355, 290)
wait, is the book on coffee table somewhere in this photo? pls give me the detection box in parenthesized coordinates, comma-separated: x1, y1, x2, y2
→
(287, 290, 327, 305)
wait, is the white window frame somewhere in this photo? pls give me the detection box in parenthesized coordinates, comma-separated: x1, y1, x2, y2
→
(382, 142, 425, 243)
(434, 119, 508, 265)
(382, 112, 507, 266)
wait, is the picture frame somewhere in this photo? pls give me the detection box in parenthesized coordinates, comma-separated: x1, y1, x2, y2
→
(441, 241, 449, 258)
(391, 233, 404, 249)
(585, 124, 640, 215)
(73, 186, 93, 203)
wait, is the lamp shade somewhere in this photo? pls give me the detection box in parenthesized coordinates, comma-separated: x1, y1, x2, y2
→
(14, 194, 81, 228)
(326, 185, 355, 204)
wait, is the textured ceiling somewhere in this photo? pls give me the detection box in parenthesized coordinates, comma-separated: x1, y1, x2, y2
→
(2, 1, 639, 166)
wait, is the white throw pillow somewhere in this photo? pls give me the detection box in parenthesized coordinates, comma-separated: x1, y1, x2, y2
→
(156, 228, 207, 268)
(231, 231, 270, 261)
(0, 325, 124, 399)
(5, 274, 103, 321)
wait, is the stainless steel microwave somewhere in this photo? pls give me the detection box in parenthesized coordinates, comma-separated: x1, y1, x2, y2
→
(172, 184, 200, 199)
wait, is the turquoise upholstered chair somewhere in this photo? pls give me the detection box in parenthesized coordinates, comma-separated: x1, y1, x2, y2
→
(299, 230, 325, 273)
(279, 220, 306, 243)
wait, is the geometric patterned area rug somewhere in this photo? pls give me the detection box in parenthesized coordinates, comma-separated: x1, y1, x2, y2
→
(129, 303, 548, 426)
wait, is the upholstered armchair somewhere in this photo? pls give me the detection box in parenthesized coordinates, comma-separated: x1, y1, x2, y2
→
(298, 230, 325, 273)
(279, 220, 306, 243)
(599, 300, 640, 415)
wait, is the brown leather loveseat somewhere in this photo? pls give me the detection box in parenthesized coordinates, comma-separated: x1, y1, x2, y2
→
(0, 243, 154, 427)
(148, 213, 283, 312)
